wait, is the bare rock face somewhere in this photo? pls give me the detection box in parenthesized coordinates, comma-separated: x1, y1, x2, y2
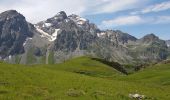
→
(127, 34, 168, 63)
(0, 10, 33, 58)
(36, 11, 99, 52)
(140, 33, 159, 43)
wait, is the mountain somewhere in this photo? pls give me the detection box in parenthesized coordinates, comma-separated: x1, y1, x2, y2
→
(127, 34, 168, 63)
(35, 11, 99, 63)
(35, 12, 137, 64)
(35, 11, 99, 52)
(0, 10, 33, 59)
(0, 10, 169, 65)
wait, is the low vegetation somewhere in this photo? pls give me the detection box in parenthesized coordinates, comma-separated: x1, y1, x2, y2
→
(0, 56, 170, 99)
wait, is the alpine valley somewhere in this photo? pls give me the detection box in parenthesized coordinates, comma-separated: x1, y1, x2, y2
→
(0, 10, 170, 100)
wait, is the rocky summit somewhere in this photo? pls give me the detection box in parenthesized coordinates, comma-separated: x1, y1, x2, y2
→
(0, 10, 33, 59)
(0, 10, 169, 64)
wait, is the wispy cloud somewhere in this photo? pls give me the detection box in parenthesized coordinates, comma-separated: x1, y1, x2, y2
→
(131, 1, 170, 14)
(153, 16, 170, 24)
(88, 0, 140, 14)
(0, 0, 87, 23)
(100, 15, 170, 28)
(100, 15, 144, 28)
(0, 0, 142, 23)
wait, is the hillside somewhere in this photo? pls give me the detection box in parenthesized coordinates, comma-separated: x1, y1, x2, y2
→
(0, 56, 170, 100)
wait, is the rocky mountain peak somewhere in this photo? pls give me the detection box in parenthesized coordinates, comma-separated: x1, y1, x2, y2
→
(0, 10, 33, 58)
(143, 33, 158, 39)
(141, 33, 159, 43)
(35, 11, 99, 43)
(68, 14, 88, 25)
(0, 10, 25, 21)
(68, 14, 99, 34)
(97, 30, 137, 45)
(36, 11, 70, 29)
(0, 10, 18, 16)
(54, 11, 67, 20)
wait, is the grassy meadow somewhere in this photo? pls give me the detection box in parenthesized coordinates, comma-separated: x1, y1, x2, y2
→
(0, 56, 170, 100)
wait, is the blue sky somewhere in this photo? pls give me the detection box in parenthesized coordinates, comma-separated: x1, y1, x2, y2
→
(0, 0, 170, 40)
(84, 0, 170, 40)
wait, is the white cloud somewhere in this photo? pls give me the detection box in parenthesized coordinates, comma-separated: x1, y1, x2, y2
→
(100, 15, 144, 28)
(0, 0, 142, 23)
(0, 0, 87, 23)
(100, 15, 170, 28)
(153, 16, 170, 24)
(88, 0, 140, 14)
(132, 1, 170, 14)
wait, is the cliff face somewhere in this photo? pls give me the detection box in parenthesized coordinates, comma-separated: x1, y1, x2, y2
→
(0, 10, 33, 58)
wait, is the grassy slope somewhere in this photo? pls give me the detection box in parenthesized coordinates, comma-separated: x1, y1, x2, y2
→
(0, 56, 170, 100)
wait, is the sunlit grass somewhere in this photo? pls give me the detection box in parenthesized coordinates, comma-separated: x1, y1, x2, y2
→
(0, 57, 170, 99)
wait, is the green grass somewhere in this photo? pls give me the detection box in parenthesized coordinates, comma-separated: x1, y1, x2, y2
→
(0, 56, 170, 99)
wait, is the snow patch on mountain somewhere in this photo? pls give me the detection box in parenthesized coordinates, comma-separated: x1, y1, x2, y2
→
(65, 19, 70, 23)
(69, 14, 88, 25)
(44, 23, 52, 27)
(76, 17, 87, 25)
(97, 32, 106, 37)
(35, 26, 60, 42)
(23, 37, 33, 46)
(9, 55, 12, 60)
(41, 22, 52, 28)
(166, 41, 170, 47)
(51, 29, 61, 41)
(36, 27, 52, 39)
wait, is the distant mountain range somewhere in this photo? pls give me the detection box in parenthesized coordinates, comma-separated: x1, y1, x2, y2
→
(0, 10, 169, 65)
